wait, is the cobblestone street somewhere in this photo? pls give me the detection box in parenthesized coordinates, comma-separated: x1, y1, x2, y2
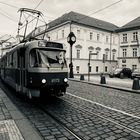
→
(1, 79, 140, 139)
(67, 80, 140, 115)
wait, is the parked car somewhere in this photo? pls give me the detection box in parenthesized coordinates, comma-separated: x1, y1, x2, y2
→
(109, 68, 132, 78)
(131, 69, 140, 79)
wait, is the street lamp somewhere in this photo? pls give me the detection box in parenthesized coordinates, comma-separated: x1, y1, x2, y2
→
(67, 32, 76, 78)
(88, 52, 98, 81)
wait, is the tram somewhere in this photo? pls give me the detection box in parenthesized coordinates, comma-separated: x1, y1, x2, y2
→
(0, 40, 69, 98)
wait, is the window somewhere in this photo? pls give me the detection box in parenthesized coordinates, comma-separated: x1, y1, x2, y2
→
(97, 34, 100, 41)
(105, 66, 107, 72)
(122, 48, 127, 57)
(76, 66, 80, 73)
(13, 52, 17, 68)
(133, 32, 138, 41)
(122, 65, 126, 68)
(76, 50, 80, 59)
(112, 52, 115, 60)
(133, 48, 137, 57)
(89, 51, 92, 59)
(113, 36, 115, 44)
(96, 66, 98, 72)
(30, 49, 67, 68)
(132, 65, 137, 70)
(122, 34, 127, 42)
(9, 54, 13, 67)
(105, 51, 108, 60)
(62, 30, 64, 38)
(90, 32, 93, 40)
(106, 36, 109, 43)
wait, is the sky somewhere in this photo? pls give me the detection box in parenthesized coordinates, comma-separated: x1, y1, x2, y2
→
(0, 0, 140, 37)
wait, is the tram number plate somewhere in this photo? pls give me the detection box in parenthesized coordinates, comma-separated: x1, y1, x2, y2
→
(51, 79, 60, 83)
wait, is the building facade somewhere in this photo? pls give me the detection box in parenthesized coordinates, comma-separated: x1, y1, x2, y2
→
(117, 17, 140, 70)
(36, 11, 119, 75)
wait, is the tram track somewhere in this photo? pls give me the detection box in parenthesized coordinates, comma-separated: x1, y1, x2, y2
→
(63, 92, 140, 133)
(60, 93, 140, 136)
(38, 96, 140, 139)
(36, 101, 84, 140)
(1, 79, 140, 139)
(0, 81, 83, 140)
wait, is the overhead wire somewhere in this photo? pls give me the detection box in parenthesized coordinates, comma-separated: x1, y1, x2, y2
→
(0, 1, 18, 9)
(0, 0, 123, 37)
(0, 2, 20, 36)
(34, 0, 45, 9)
(75, 0, 123, 22)
(89, 0, 123, 16)
(0, 0, 46, 36)
(0, 9, 17, 22)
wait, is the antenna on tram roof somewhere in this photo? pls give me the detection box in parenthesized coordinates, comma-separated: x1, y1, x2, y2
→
(17, 8, 43, 43)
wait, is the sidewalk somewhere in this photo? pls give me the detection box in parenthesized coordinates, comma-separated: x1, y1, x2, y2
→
(0, 88, 43, 140)
(71, 75, 140, 94)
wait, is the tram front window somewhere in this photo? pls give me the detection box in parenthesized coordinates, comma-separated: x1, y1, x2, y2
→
(30, 49, 67, 68)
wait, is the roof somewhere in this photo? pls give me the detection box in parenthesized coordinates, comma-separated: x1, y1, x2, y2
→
(47, 11, 118, 32)
(117, 16, 140, 32)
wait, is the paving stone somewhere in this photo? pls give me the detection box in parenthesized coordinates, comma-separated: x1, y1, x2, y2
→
(105, 136, 116, 140)
(130, 132, 140, 138)
(118, 138, 128, 140)
(44, 135, 55, 139)
(57, 137, 68, 140)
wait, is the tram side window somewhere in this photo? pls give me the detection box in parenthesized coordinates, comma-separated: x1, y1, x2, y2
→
(7, 55, 10, 67)
(9, 54, 14, 68)
(30, 49, 38, 67)
(6, 55, 9, 67)
(4, 57, 7, 67)
(13, 52, 17, 68)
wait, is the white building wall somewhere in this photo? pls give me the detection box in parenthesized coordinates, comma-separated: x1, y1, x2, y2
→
(118, 29, 140, 69)
(44, 23, 119, 74)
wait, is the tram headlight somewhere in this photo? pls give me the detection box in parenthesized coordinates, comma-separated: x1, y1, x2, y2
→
(42, 79, 46, 84)
(64, 78, 68, 83)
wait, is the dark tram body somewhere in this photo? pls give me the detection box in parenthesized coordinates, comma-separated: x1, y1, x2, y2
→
(0, 40, 68, 98)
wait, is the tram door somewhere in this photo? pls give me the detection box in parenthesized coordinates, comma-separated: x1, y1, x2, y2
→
(18, 48, 26, 93)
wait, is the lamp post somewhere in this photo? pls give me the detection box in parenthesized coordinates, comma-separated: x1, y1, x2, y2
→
(138, 56, 140, 63)
(88, 52, 98, 81)
(67, 32, 76, 78)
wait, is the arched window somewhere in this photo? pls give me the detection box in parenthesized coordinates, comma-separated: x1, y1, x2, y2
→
(75, 45, 82, 49)
(112, 49, 117, 60)
(112, 49, 117, 52)
(88, 46, 94, 59)
(105, 48, 109, 60)
(96, 47, 101, 51)
(105, 48, 110, 51)
(88, 46, 94, 50)
(75, 45, 82, 59)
